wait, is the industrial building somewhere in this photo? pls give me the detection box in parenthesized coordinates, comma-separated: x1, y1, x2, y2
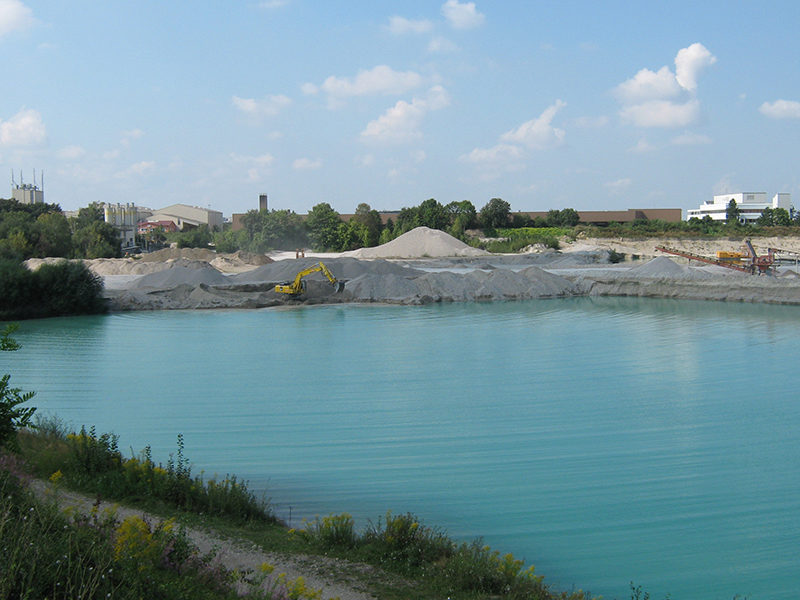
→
(10, 169, 44, 204)
(103, 203, 139, 248)
(687, 193, 793, 223)
(145, 203, 224, 231)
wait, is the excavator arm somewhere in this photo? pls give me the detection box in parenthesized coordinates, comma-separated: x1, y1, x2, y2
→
(274, 262, 345, 295)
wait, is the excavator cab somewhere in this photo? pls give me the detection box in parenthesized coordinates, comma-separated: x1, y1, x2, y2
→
(275, 262, 345, 296)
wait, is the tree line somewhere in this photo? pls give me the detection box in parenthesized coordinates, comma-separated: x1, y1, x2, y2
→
(0, 199, 121, 262)
(206, 198, 583, 254)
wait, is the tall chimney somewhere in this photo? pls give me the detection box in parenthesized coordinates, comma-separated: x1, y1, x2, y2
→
(259, 193, 268, 212)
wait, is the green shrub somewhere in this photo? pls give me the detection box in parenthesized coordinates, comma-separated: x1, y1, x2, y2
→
(302, 513, 357, 549)
(21, 426, 274, 525)
(0, 259, 106, 320)
(608, 249, 626, 263)
(0, 324, 36, 451)
(363, 511, 453, 571)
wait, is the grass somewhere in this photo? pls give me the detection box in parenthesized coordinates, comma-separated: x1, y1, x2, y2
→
(477, 227, 571, 253)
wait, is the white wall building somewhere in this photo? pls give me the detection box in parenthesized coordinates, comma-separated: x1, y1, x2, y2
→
(104, 202, 138, 248)
(687, 192, 793, 223)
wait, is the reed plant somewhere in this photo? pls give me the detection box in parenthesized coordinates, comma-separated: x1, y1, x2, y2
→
(18, 423, 274, 525)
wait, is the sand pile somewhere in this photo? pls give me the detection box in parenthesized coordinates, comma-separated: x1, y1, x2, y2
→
(139, 247, 218, 262)
(344, 227, 489, 259)
(230, 257, 421, 285)
(623, 256, 716, 280)
(130, 263, 230, 289)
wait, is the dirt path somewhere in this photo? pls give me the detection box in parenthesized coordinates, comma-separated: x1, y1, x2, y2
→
(29, 479, 381, 600)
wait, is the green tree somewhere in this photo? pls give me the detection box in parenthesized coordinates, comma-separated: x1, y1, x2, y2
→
(306, 202, 342, 251)
(773, 207, 791, 226)
(726, 199, 741, 224)
(559, 208, 580, 227)
(71, 220, 121, 258)
(243, 209, 307, 252)
(0, 324, 36, 451)
(446, 200, 477, 237)
(176, 224, 213, 248)
(417, 198, 449, 231)
(479, 198, 511, 228)
(757, 207, 775, 227)
(33, 212, 72, 257)
(337, 220, 370, 251)
(352, 203, 382, 247)
(212, 228, 247, 253)
(395, 206, 420, 234)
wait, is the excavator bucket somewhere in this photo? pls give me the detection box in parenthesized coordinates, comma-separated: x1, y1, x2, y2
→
(335, 281, 345, 293)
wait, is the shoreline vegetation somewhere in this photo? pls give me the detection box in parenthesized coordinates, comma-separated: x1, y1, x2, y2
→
(4, 417, 597, 600)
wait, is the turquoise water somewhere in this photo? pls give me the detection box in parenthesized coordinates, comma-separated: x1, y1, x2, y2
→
(5, 298, 799, 599)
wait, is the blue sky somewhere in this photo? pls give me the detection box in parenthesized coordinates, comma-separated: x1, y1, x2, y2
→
(1, 1, 799, 217)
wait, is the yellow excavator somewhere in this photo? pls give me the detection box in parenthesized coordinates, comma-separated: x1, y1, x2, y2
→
(274, 262, 345, 296)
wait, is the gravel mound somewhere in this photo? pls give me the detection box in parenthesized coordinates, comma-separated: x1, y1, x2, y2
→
(231, 257, 421, 284)
(139, 247, 218, 262)
(131, 263, 229, 289)
(624, 256, 715, 280)
(344, 264, 575, 304)
(344, 227, 489, 258)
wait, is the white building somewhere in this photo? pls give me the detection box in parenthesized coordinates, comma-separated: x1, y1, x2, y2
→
(687, 192, 792, 223)
(146, 203, 224, 231)
(104, 203, 139, 248)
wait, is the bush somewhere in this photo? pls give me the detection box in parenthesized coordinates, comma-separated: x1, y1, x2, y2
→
(363, 511, 453, 571)
(21, 427, 275, 524)
(0, 325, 36, 451)
(0, 259, 106, 320)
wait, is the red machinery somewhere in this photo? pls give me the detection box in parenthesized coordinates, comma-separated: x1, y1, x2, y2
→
(655, 239, 775, 275)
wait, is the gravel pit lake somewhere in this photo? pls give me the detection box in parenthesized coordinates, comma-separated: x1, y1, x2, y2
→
(7, 298, 799, 600)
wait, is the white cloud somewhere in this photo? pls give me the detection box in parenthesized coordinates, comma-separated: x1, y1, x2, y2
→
(232, 94, 291, 118)
(460, 143, 523, 164)
(500, 100, 566, 149)
(759, 99, 800, 119)
(614, 66, 681, 103)
(615, 43, 715, 129)
(360, 85, 450, 144)
(293, 157, 322, 170)
(259, 0, 288, 8)
(428, 36, 458, 53)
(57, 145, 86, 160)
(0, 0, 34, 38)
(318, 65, 423, 105)
(301, 82, 318, 95)
(605, 178, 632, 194)
(357, 154, 375, 167)
(230, 152, 275, 167)
(675, 43, 716, 92)
(572, 115, 609, 128)
(387, 16, 432, 34)
(115, 160, 155, 178)
(121, 128, 144, 147)
(0, 108, 45, 146)
(441, 0, 485, 30)
(630, 138, 656, 153)
(619, 99, 700, 128)
(671, 132, 712, 145)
